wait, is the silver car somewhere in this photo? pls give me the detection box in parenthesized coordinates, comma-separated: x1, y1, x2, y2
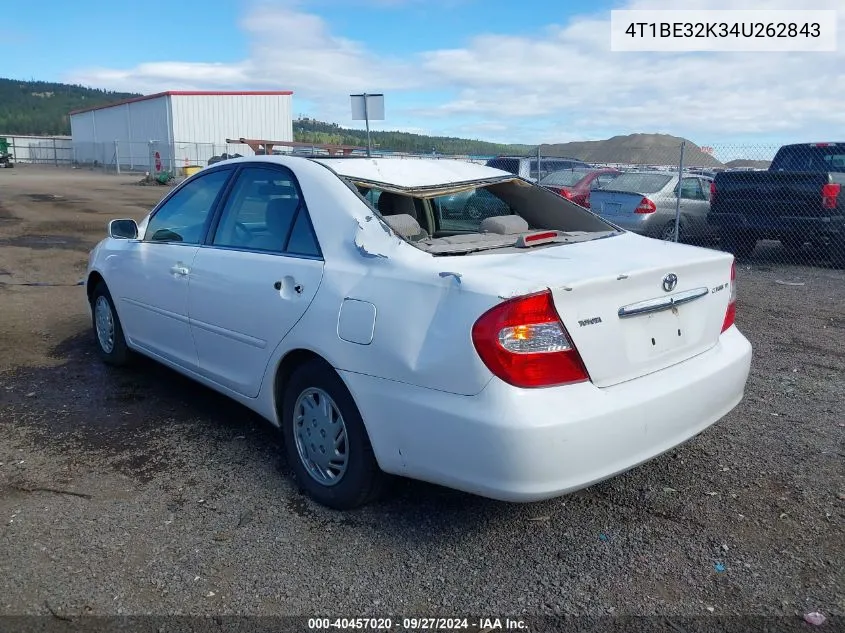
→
(589, 171, 716, 243)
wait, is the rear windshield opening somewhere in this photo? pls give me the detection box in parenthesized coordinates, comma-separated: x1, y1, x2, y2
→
(605, 173, 672, 194)
(353, 178, 618, 255)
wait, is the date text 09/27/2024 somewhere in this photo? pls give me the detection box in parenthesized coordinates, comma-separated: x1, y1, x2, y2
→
(307, 617, 528, 630)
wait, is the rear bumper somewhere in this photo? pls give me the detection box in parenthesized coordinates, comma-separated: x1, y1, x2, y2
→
(341, 327, 753, 502)
(709, 212, 845, 236)
(599, 213, 654, 235)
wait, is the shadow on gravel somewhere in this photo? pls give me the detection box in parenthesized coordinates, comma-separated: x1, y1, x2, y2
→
(2, 330, 280, 483)
(1, 328, 513, 530)
(0, 234, 89, 251)
(738, 240, 841, 270)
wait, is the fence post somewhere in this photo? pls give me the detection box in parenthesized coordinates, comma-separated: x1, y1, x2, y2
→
(115, 140, 121, 174)
(673, 140, 686, 242)
(53, 138, 58, 167)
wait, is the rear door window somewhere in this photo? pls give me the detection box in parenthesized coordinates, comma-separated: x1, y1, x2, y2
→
(675, 177, 706, 200)
(211, 166, 320, 257)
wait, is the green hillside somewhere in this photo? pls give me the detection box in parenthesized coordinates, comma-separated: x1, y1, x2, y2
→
(0, 78, 140, 135)
(294, 118, 532, 156)
(0, 77, 531, 155)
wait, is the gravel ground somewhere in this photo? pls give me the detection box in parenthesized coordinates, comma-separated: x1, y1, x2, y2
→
(0, 167, 842, 625)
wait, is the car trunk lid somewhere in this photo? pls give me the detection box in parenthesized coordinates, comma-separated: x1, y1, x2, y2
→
(454, 235, 734, 388)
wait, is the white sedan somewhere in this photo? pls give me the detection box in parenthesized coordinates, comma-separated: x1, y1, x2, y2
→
(85, 156, 752, 509)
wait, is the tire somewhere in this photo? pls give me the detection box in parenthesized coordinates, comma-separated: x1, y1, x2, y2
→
(828, 240, 845, 269)
(660, 220, 683, 243)
(281, 359, 385, 510)
(720, 230, 757, 259)
(90, 282, 131, 366)
(781, 235, 806, 252)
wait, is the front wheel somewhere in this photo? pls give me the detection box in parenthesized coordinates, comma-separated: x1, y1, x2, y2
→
(90, 282, 131, 366)
(281, 359, 385, 510)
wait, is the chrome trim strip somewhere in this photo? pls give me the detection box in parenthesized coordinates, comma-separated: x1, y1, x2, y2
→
(618, 287, 709, 319)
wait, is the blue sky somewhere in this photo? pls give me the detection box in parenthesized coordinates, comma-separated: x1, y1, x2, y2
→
(3, 0, 844, 150)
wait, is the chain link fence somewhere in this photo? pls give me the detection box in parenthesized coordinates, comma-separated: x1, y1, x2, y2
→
(2, 134, 842, 268)
(532, 141, 844, 269)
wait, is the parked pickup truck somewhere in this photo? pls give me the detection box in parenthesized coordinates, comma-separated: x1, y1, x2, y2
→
(709, 142, 845, 265)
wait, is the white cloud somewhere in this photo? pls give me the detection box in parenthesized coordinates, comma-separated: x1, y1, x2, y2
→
(64, 0, 845, 144)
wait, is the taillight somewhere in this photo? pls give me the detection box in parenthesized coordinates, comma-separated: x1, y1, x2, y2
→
(710, 180, 717, 204)
(721, 259, 737, 332)
(634, 197, 656, 214)
(559, 188, 573, 199)
(471, 290, 590, 388)
(822, 183, 840, 209)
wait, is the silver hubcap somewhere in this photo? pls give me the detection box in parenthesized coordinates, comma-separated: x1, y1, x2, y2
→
(662, 223, 678, 241)
(293, 388, 348, 486)
(94, 295, 115, 354)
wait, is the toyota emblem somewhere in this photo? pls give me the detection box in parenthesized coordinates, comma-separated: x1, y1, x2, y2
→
(662, 273, 678, 292)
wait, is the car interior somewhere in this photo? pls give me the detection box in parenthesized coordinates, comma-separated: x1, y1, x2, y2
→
(355, 180, 615, 255)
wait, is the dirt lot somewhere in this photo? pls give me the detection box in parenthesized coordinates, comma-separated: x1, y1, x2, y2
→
(0, 167, 843, 623)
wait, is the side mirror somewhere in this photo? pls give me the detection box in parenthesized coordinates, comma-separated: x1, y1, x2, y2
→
(108, 219, 138, 240)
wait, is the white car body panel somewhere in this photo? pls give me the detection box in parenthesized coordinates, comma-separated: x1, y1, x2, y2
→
(106, 241, 200, 370)
(86, 155, 753, 501)
(187, 247, 324, 397)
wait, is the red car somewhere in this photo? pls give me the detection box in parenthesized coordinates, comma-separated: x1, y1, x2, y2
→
(539, 168, 620, 208)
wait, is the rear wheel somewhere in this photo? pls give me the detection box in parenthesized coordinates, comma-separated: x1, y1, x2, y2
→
(781, 235, 806, 252)
(827, 239, 845, 269)
(90, 282, 131, 366)
(660, 220, 683, 243)
(720, 230, 757, 259)
(281, 359, 385, 510)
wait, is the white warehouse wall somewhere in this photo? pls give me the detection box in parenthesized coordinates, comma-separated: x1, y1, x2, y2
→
(70, 95, 172, 170)
(169, 93, 293, 167)
(70, 92, 293, 171)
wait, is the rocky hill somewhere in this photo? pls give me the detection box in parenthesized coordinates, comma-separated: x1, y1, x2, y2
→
(539, 133, 723, 167)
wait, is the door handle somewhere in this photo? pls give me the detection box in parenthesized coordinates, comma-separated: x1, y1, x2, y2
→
(170, 264, 190, 276)
(273, 280, 304, 294)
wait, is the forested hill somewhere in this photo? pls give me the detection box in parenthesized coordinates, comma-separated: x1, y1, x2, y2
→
(0, 78, 532, 155)
(0, 78, 140, 135)
(294, 118, 532, 156)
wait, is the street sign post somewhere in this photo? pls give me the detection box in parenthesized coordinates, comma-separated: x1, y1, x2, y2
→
(350, 93, 385, 157)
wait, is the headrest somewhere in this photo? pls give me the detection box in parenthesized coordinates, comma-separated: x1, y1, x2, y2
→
(377, 192, 417, 218)
(479, 215, 529, 234)
(382, 214, 427, 241)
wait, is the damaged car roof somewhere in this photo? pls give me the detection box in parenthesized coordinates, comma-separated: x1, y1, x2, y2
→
(314, 157, 511, 189)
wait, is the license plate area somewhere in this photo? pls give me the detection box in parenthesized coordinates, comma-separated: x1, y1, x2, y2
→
(622, 306, 705, 363)
(602, 202, 622, 215)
